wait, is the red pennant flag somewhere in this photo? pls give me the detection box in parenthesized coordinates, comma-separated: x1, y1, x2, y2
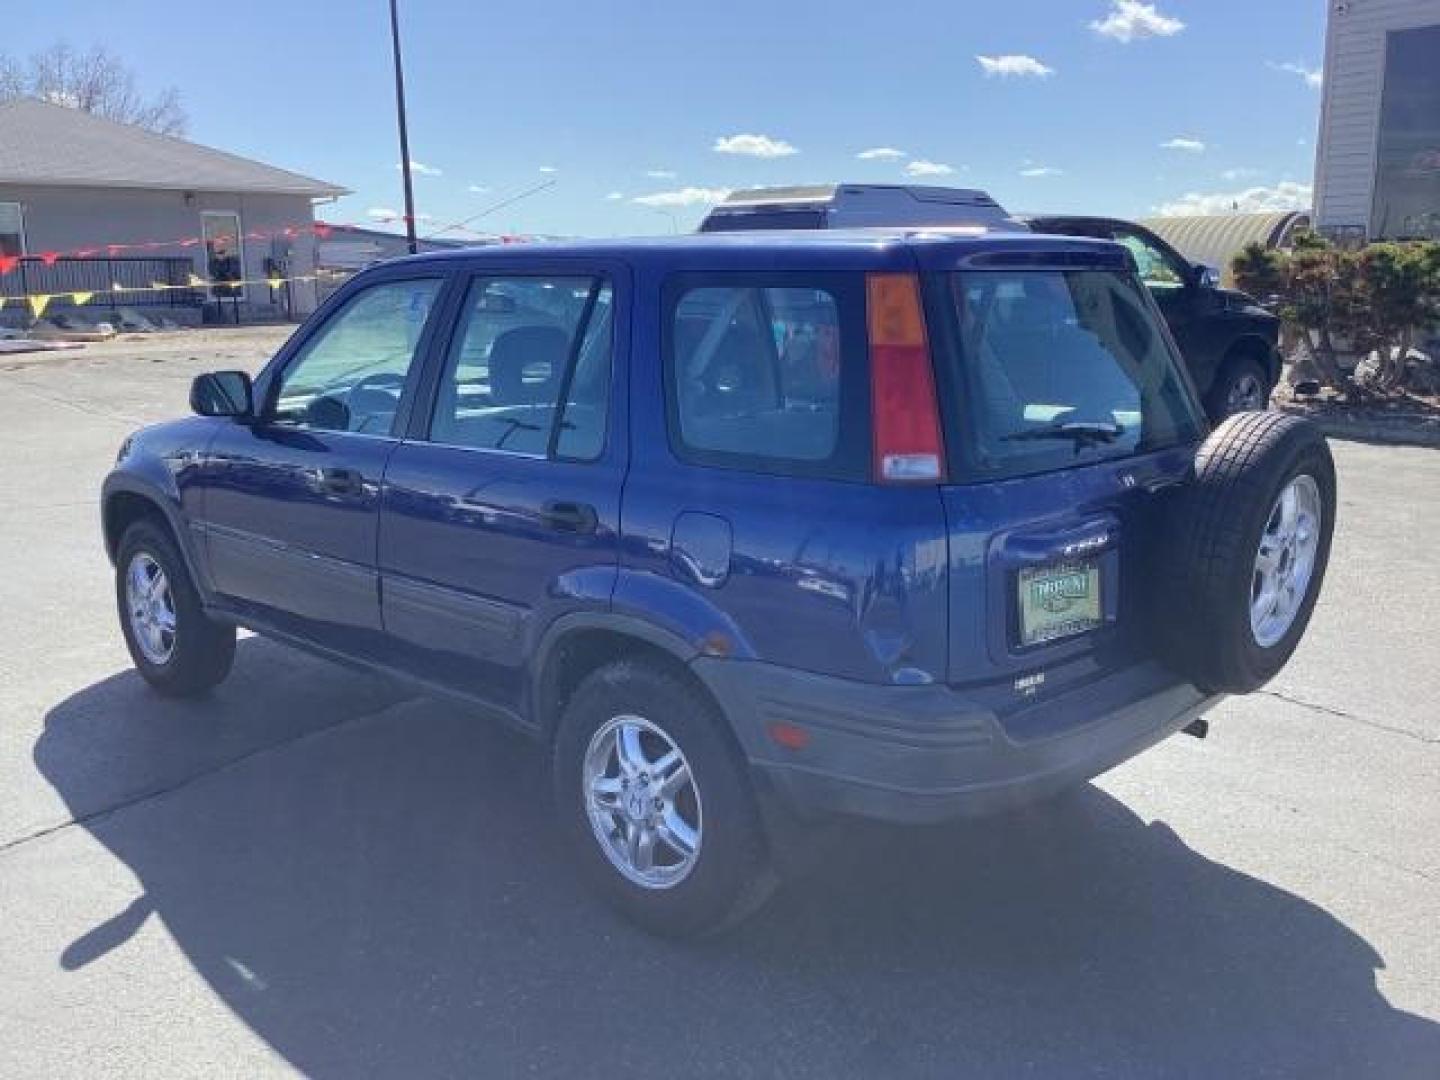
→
(0, 255, 18, 276)
(313, 223, 332, 239)
(40, 251, 60, 265)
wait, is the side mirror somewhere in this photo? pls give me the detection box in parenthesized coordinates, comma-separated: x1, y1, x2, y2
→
(1195, 264, 1222, 290)
(190, 370, 253, 418)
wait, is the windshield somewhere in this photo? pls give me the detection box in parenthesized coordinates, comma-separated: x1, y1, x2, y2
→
(934, 268, 1205, 481)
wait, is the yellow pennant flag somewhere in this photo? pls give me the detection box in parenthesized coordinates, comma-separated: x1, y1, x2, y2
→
(71, 291, 94, 307)
(188, 273, 211, 288)
(29, 294, 53, 319)
(267, 277, 284, 291)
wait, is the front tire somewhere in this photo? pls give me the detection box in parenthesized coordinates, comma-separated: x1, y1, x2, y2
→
(1207, 354, 1271, 420)
(552, 659, 774, 937)
(116, 519, 235, 697)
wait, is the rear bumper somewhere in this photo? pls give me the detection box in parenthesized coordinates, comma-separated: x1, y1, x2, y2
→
(694, 658, 1221, 825)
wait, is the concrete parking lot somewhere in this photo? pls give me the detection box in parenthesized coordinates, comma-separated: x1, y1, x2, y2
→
(1, 328, 1437, 1078)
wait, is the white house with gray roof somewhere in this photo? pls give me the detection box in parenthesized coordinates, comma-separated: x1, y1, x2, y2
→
(0, 97, 347, 320)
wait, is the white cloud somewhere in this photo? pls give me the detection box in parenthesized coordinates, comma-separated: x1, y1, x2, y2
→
(605, 192, 625, 201)
(1154, 180, 1313, 217)
(1220, 167, 1258, 181)
(857, 147, 907, 160)
(1269, 61, 1323, 89)
(1090, 1, 1185, 43)
(1161, 137, 1206, 153)
(905, 159, 955, 177)
(713, 133, 798, 158)
(467, 184, 490, 194)
(1020, 166, 1063, 177)
(538, 165, 558, 174)
(976, 54, 1055, 78)
(397, 160, 442, 176)
(645, 169, 678, 179)
(632, 186, 731, 207)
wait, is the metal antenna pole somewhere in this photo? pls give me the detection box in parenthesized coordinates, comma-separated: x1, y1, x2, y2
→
(389, 0, 418, 254)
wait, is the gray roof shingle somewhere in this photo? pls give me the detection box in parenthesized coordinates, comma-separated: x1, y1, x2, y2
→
(0, 98, 348, 197)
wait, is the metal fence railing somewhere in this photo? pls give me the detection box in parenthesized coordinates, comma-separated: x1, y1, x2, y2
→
(0, 255, 204, 310)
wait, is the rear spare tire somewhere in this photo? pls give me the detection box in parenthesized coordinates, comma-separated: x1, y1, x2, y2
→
(1158, 412, 1335, 693)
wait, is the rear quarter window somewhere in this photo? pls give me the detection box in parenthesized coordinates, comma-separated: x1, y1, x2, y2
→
(663, 273, 870, 480)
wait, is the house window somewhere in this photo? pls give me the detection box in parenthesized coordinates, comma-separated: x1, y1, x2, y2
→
(0, 202, 25, 257)
(1372, 24, 1440, 240)
(201, 211, 244, 297)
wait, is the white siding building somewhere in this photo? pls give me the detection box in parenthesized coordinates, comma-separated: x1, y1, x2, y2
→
(1314, 0, 1440, 241)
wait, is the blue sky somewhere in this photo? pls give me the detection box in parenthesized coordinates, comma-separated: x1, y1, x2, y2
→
(12, 1, 1326, 237)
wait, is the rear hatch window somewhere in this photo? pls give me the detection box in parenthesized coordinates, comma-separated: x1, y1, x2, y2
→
(927, 269, 1204, 481)
(698, 208, 826, 232)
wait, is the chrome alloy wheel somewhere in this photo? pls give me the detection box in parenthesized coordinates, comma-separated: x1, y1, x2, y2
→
(582, 714, 702, 889)
(1227, 372, 1267, 414)
(126, 552, 177, 664)
(1250, 474, 1321, 648)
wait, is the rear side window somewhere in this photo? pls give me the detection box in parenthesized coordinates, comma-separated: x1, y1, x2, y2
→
(932, 269, 1204, 480)
(664, 275, 868, 479)
(429, 276, 612, 459)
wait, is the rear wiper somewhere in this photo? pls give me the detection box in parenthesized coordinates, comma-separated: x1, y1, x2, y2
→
(1000, 420, 1126, 449)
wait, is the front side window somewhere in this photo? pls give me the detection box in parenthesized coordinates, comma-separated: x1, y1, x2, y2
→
(1116, 232, 1186, 291)
(429, 276, 613, 459)
(0, 202, 24, 257)
(936, 269, 1204, 480)
(667, 279, 865, 477)
(270, 278, 442, 434)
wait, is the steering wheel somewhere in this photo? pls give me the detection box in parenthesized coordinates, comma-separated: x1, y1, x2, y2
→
(345, 372, 405, 434)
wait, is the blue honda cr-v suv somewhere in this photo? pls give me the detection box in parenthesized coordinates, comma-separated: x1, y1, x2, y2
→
(103, 230, 1336, 935)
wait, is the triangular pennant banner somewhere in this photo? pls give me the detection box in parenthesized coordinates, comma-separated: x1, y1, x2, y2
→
(267, 278, 284, 291)
(71, 291, 94, 306)
(0, 255, 18, 276)
(188, 273, 211, 288)
(28, 294, 53, 319)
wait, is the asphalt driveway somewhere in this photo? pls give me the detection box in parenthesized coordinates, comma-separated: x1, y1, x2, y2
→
(1, 330, 1437, 1078)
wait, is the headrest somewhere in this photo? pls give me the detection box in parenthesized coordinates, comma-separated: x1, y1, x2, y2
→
(489, 326, 570, 404)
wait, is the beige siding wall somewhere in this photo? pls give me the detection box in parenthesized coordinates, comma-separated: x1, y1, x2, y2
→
(1314, 0, 1440, 236)
(0, 184, 323, 314)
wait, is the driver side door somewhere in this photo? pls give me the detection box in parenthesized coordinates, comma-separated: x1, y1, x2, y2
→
(197, 273, 448, 650)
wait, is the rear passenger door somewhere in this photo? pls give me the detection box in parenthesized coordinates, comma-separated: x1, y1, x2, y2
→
(378, 265, 626, 716)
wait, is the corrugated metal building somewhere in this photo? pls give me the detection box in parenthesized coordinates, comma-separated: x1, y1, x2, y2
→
(1139, 212, 1312, 285)
(1314, 0, 1440, 241)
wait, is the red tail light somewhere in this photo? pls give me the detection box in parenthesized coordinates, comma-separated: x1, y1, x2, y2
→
(866, 273, 945, 483)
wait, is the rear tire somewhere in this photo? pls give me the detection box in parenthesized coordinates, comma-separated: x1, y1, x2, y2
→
(1157, 412, 1335, 693)
(552, 658, 775, 937)
(116, 518, 235, 697)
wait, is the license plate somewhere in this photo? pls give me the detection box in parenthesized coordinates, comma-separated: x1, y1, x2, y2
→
(1017, 559, 1103, 646)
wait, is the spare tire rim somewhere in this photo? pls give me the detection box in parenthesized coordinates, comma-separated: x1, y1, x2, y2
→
(1251, 474, 1321, 648)
(126, 551, 177, 664)
(582, 714, 702, 890)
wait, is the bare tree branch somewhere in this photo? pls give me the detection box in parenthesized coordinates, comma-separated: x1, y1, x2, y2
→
(0, 42, 187, 136)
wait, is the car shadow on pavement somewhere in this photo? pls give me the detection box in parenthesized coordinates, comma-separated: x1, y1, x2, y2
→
(36, 642, 1440, 1079)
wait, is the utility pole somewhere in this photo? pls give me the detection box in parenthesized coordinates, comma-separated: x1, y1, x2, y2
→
(388, 0, 418, 254)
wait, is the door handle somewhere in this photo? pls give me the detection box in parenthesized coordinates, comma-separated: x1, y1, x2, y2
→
(312, 466, 366, 496)
(540, 500, 598, 534)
